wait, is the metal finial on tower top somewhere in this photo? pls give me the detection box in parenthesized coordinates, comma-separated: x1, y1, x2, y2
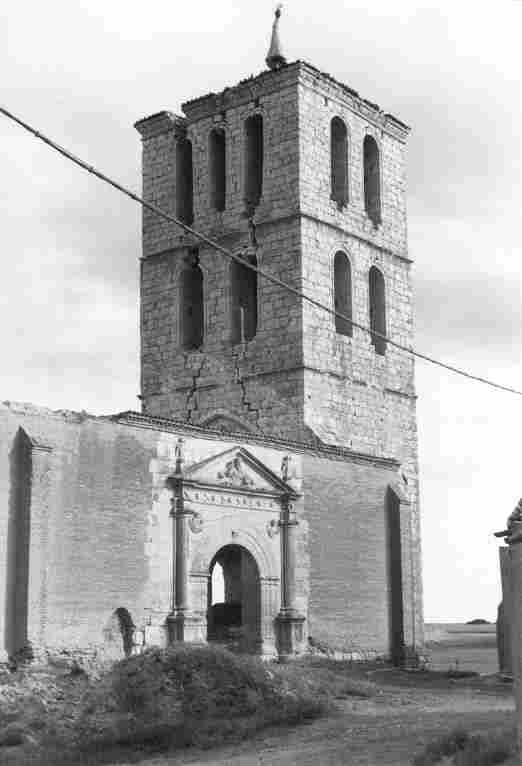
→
(266, 4, 287, 70)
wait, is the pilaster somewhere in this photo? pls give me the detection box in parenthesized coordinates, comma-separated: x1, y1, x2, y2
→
(26, 441, 53, 654)
(275, 494, 305, 660)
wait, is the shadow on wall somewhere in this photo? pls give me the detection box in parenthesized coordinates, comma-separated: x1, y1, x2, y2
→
(387, 487, 404, 666)
(5, 428, 32, 657)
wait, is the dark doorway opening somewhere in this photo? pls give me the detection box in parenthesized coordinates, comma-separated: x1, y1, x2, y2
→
(207, 544, 261, 654)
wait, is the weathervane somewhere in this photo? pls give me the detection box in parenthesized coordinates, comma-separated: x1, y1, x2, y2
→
(266, 4, 287, 70)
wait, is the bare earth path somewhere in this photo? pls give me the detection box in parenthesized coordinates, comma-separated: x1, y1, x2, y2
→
(115, 677, 516, 766)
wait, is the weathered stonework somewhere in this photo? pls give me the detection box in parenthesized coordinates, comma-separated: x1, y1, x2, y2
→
(135, 58, 422, 650)
(0, 54, 423, 664)
(0, 401, 417, 661)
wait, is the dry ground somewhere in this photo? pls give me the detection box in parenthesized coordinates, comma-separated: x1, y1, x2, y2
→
(0, 631, 517, 766)
(113, 669, 516, 766)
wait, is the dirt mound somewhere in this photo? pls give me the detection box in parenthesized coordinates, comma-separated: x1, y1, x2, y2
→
(78, 644, 328, 750)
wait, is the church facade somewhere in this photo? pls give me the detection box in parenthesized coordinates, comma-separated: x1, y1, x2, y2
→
(0, 34, 423, 663)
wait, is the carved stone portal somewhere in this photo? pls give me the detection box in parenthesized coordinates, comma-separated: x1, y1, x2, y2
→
(165, 445, 305, 660)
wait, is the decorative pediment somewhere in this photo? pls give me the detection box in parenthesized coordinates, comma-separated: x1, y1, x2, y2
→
(183, 446, 297, 497)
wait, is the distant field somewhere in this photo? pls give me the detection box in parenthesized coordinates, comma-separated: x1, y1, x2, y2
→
(424, 622, 499, 674)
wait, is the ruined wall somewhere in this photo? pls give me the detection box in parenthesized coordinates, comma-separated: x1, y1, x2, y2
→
(0, 403, 163, 660)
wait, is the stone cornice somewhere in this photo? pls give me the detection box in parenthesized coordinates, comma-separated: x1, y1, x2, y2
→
(165, 366, 415, 401)
(296, 61, 410, 143)
(134, 111, 187, 141)
(175, 60, 408, 141)
(140, 212, 412, 265)
(110, 410, 400, 470)
(181, 65, 301, 121)
(296, 213, 412, 264)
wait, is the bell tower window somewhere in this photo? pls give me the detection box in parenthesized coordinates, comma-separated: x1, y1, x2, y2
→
(181, 251, 204, 349)
(231, 257, 258, 344)
(333, 251, 352, 336)
(369, 266, 386, 355)
(330, 117, 348, 208)
(176, 138, 194, 225)
(209, 128, 226, 212)
(363, 135, 381, 225)
(244, 115, 263, 211)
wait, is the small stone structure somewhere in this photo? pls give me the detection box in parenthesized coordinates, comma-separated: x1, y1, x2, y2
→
(495, 499, 522, 750)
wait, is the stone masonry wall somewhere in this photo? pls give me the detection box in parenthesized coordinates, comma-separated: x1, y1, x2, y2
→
(137, 66, 307, 439)
(0, 402, 420, 660)
(297, 64, 409, 256)
(134, 60, 423, 647)
(303, 454, 417, 654)
(0, 403, 160, 659)
(139, 223, 305, 439)
(0, 404, 309, 659)
(296, 69, 422, 645)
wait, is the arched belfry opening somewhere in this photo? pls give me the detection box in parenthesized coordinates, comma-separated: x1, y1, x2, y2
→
(181, 250, 204, 349)
(209, 128, 226, 212)
(176, 137, 194, 225)
(369, 266, 386, 355)
(363, 135, 381, 225)
(331, 117, 348, 208)
(244, 114, 263, 211)
(207, 544, 261, 654)
(231, 256, 257, 344)
(333, 251, 352, 336)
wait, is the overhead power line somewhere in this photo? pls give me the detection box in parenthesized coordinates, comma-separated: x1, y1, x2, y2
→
(2, 104, 521, 398)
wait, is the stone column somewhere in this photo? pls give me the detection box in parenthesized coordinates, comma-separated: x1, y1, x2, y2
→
(259, 577, 279, 658)
(275, 494, 305, 661)
(166, 446, 190, 642)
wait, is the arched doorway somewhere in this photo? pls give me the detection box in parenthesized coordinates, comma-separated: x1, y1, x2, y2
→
(207, 544, 261, 654)
(103, 607, 135, 658)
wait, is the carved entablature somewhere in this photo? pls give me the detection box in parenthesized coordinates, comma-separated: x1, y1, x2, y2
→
(183, 488, 278, 512)
(181, 446, 298, 510)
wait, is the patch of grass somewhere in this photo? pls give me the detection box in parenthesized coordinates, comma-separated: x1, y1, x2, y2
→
(75, 644, 330, 756)
(412, 727, 471, 764)
(413, 727, 517, 766)
(0, 647, 335, 765)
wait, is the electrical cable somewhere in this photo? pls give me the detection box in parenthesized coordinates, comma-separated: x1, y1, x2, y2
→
(1, 104, 521, 397)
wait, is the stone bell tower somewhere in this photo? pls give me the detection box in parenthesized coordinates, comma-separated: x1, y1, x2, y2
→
(135, 8, 418, 488)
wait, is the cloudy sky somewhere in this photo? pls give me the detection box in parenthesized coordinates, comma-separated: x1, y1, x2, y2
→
(2, 1, 521, 622)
